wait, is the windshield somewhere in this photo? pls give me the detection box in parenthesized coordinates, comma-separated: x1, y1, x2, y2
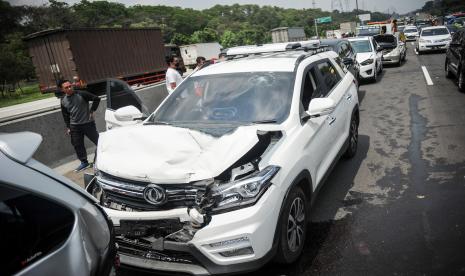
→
(358, 27, 380, 36)
(404, 28, 418, 33)
(421, 28, 449, 36)
(350, 40, 373, 53)
(150, 72, 294, 125)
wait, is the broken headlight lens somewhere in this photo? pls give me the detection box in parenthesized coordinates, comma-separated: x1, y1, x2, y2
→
(211, 165, 280, 212)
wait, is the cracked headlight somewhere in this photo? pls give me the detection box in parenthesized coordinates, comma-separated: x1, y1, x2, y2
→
(360, 59, 374, 66)
(211, 165, 280, 212)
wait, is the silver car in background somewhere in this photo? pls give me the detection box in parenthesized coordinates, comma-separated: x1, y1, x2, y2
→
(0, 132, 117, 276)
(374, 34, 407, 66)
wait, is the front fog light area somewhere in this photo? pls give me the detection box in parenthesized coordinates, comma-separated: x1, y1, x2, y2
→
(219, 247, 254, 257)
(210, 165, 280, 212)
(205, 237, 254, 257)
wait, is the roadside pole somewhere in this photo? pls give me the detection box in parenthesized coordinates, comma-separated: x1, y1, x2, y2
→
(314, 19, 319, 38)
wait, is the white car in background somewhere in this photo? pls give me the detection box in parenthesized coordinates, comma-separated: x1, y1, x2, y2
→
(85, 41, 360, 275)
(415, 26, 452, 54)
(349, 36, 383, 82)
(404, 26, 420, 41)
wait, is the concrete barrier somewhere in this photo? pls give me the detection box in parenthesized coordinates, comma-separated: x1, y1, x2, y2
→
(0, 83, 168, 167)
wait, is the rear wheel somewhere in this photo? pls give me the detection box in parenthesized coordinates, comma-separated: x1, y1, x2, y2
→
(275, 186, 307, 264)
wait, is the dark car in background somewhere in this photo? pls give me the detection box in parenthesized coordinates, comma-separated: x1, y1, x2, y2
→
(320, 39, 360, 84)
(0, 132, 117, 276)
(445, 29, 465, 91)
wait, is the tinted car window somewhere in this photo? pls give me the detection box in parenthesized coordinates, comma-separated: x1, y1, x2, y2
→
(421, 28, 449, 36)
(301, 67, 322, 108)
(0, 184, 75, 275)
(108, 80, 142, 111)
(316, 61, 341, 96)
(351, 40, 373, 53)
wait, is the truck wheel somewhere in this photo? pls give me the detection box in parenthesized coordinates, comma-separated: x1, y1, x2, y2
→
(344, 115, 359, 159)
(275, 186, 307, 264)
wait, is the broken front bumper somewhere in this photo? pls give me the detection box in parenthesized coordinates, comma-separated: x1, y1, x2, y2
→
(103, 184, 282, 275)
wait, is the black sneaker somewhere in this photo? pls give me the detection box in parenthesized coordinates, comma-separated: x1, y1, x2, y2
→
(75, 161, 90, 172)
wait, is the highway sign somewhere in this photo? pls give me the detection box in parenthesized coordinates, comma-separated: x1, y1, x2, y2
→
(316, 16, 332, 24)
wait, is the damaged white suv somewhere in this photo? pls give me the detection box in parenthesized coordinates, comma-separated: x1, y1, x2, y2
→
(86, 41, 359, 275)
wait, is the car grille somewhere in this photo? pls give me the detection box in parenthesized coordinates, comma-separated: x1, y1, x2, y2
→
(97, 172, 205, 211)
(117, 236, 200, 265)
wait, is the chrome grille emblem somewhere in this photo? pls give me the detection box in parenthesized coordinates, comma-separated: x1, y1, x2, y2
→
(143, 184, 167, 205)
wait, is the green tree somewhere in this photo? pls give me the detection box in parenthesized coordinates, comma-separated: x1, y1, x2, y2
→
(170, 33, 191, 45)
(220, 30, 238, 48)
(190, 28, 219, 43)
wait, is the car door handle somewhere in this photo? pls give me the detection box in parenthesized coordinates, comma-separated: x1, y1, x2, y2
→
(328, 116, 336, 125)
(346, 94, 352, 101)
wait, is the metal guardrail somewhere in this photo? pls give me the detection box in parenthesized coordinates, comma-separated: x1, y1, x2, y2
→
(0, 81, 165, 125)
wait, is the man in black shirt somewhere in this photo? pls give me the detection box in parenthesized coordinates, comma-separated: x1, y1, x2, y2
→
(59, 79, 100, 172)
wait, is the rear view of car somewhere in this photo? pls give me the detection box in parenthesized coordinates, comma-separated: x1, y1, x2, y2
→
(404, 26, 419, 41)
(416, 26, 452, 54)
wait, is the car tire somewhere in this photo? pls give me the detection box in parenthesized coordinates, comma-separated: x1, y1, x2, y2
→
(344, 114, 359, 159)
(275, 185, 307, 264)
(372, 65, 378, 83)
(445, 59, 453, 79)
(459, 69, 465, 92)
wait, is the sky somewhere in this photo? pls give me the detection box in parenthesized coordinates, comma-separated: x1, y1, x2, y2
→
(7, 0, 429, 14)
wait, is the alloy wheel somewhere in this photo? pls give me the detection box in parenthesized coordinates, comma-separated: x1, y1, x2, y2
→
(287, 197, 305, 252)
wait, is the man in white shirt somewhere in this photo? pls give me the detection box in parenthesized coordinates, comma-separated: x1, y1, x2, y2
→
(165, 56, 183, 94)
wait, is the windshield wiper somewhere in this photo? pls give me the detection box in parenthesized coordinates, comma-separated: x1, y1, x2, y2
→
(143, 121, 171, 125)
(251, 119, 278, 124)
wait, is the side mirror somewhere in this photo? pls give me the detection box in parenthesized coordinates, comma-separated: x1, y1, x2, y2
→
(307, 98, 336, 117)
(376, 45, 383, 52)
(343, 57, 354, 66)
(114, 105, 143, 122)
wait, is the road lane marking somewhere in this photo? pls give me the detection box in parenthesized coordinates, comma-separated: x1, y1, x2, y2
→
(421, 66, 434, 86)
(411, 42, 414, 46)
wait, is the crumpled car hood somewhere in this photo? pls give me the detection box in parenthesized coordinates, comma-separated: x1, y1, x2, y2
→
(96, 125, 261, 183)
(356, 52, 374, 64)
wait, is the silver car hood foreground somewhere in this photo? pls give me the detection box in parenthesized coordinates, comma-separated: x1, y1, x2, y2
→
(96, 125, 261, 183)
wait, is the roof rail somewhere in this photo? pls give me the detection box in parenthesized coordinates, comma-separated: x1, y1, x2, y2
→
(226, 40, 322, 57)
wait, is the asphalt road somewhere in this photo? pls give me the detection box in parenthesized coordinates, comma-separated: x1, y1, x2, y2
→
(119, 45, 465, 275)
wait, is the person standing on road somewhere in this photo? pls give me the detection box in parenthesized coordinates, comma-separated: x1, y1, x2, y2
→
(165, 56, 183, 94)
(193, 56, 206, 72)
(59, 79, 100, 172)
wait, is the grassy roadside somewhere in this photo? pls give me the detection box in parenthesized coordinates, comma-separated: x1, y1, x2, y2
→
(0, 84, 55, 108)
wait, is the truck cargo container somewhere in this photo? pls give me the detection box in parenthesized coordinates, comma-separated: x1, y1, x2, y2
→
(270, 27, 306, 43)
(24, 28, 167, 95)
(179, 42, 222, 68)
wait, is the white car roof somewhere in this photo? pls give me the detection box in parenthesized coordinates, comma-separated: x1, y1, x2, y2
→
(405, 26, 418, 30)
(421, 26, 448, 31)
(348, 37, 371, 41)
(193, 49, 337, 76)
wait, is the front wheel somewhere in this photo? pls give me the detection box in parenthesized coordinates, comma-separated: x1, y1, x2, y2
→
(372, 65, 378, 83)
(445, 59, 453, 79)
(344, 115, 359, 159)
(275, 186, 307, 264)
(459, 69, 465, 92)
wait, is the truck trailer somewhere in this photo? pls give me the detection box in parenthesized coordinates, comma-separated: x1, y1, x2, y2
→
(24, 28, 167, 94)
(179, 42, 222, 68)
